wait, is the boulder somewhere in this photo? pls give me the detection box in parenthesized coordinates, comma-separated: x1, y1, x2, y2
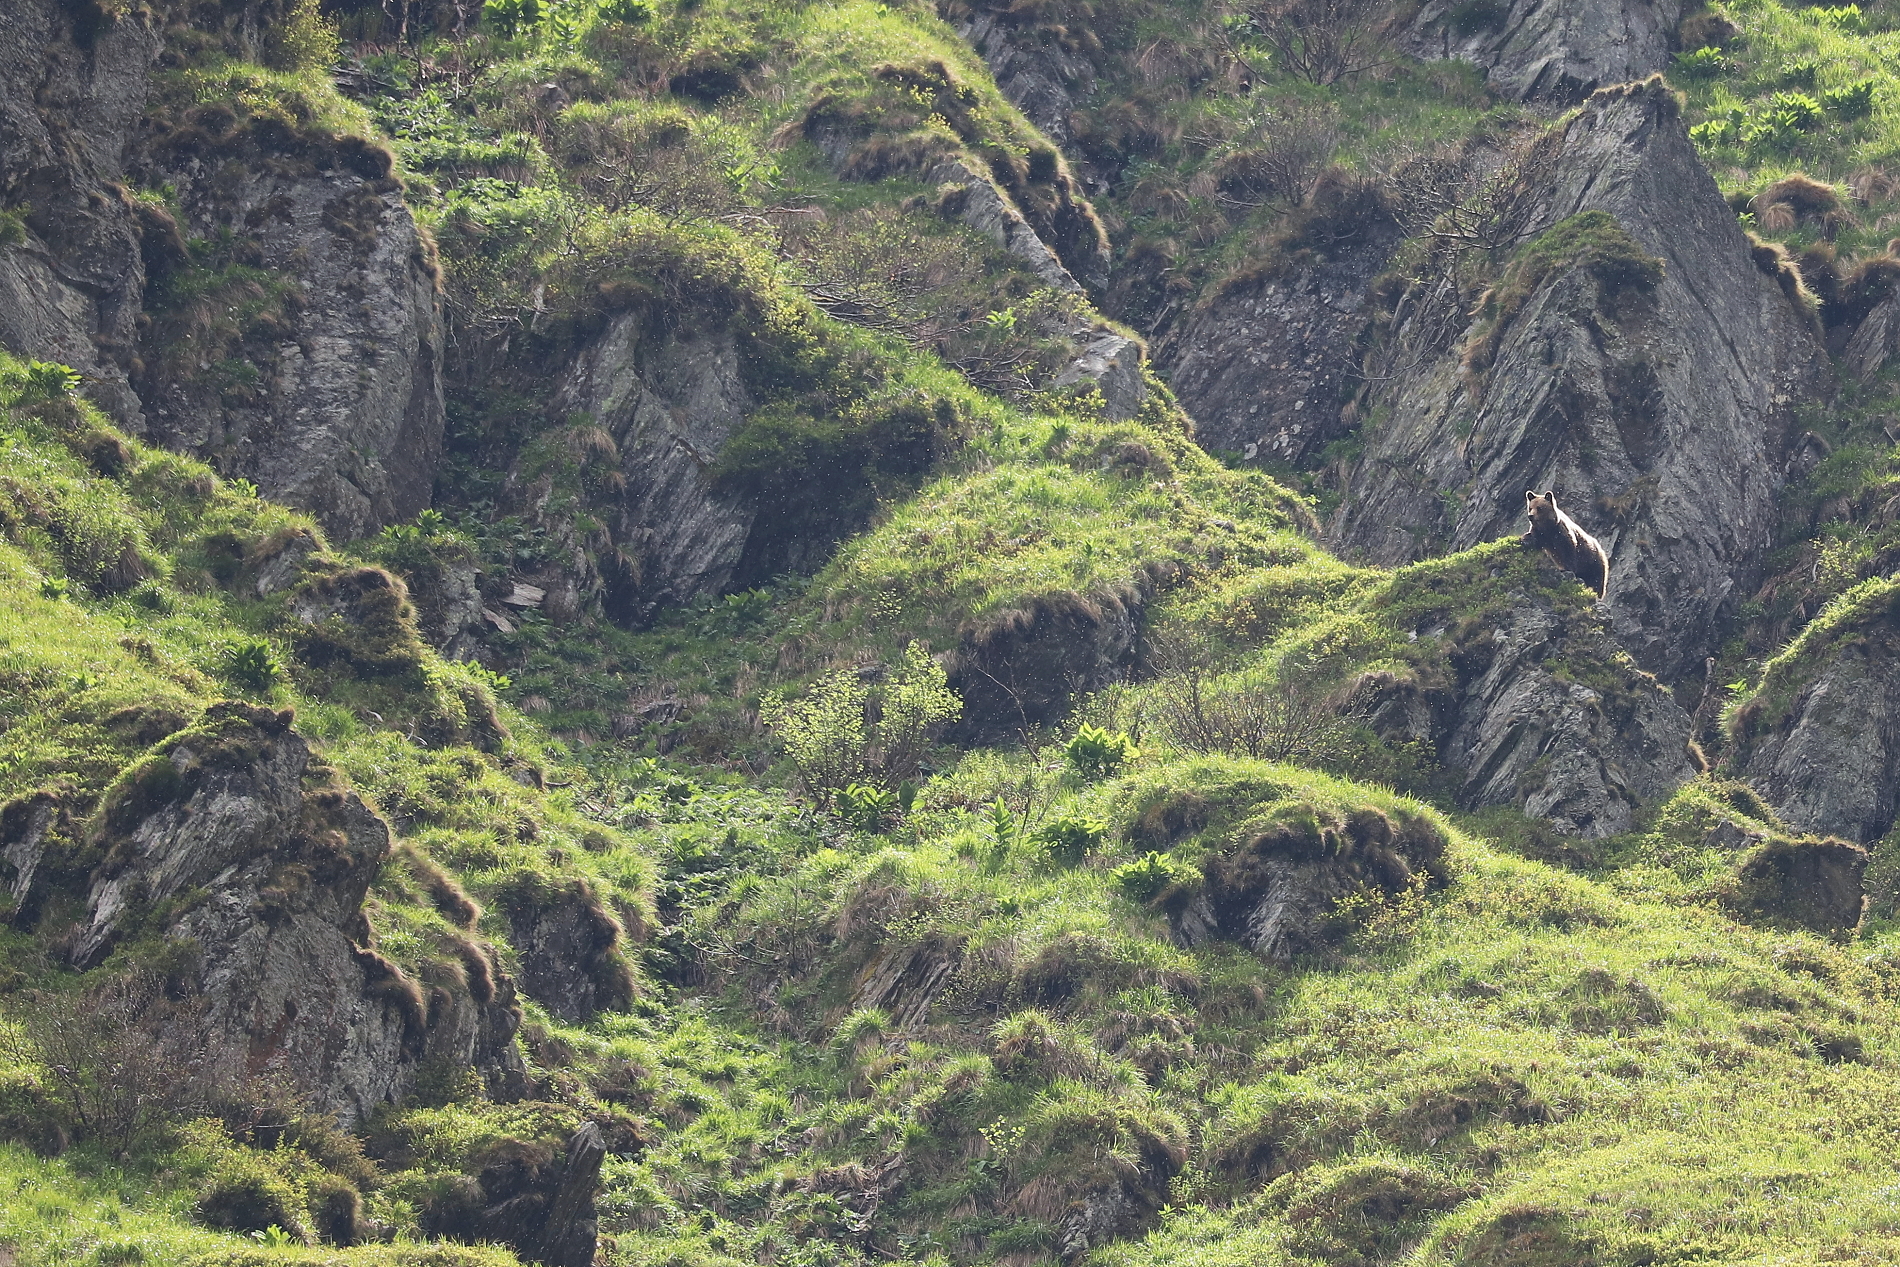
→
(929, 157, 1084, 293)
(498, 877, 636, 1024)
(129, 113, 446, 542)
(1052, 329, 1147, 420)
(948, 586, 1147, 744)
(436, 1122, 606, 1267)
(1725, 835, 1868, 936)
(1734, 580, 1900, 844)
(1400, 0, 1684, 103)
(74, 702, 523, 1124)
(1172, 803, 1449, 960)
(548, 322, 756, 621)
(1328, 83, 1832, 682)
(0, 0, 162, 424)
(1359, 585, 1698, 837)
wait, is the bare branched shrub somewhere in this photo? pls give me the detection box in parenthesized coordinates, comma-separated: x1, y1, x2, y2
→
(774, 207, 985, 345)
(1148, 637, 1363, 765)
(1227, 0, 1392, 86)
(1192, 101, 1341, 210)
(0, 970, 215, 1157)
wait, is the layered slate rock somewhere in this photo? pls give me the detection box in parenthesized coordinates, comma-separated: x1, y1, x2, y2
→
(75, 702, 523, 1124)
(130, 116, 446, 541)
(1400, 0, 1684, 103)
(548, 323, 757, 621)
(1157, 180, 1401, 464)
(0, 0, 162, 424)
(1329, 82, 1832, 682)
(1357, 579, 1698, 837)
(1734, 579, 1900, 845)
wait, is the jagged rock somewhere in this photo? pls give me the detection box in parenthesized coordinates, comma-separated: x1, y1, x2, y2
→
(73, 702, 524, 1124)
(948, 585, 1151, 744)
(1400, 0, 1683, 103)
(442, 1122, 605, 1267)
(498, 877, 636, 1024)
(930, 157, 1083, 293)
(1172, 803, 1449, 959)
(1359, 586, 1697, 836)
(1329, 84, 1832, 682)
(954, 10, 1095, 154)
(0, 789, 65, 914)
(0, 0, 161, 423)
(849, 935, 962, 1030)
(549, 321, 755, 620)
(1842, 289, 1900, 378)
(250, 527, 323, 598)
(1735, 581, 1900, 843)
(1052, 330, 1146, 420)
(128, 120, 446, 542)
(1158, 200, 1400, 463)
(1725, 835, 1868, 936)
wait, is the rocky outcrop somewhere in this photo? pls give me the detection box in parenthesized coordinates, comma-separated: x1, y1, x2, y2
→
(949, 587, 1147, 744)
(1329, 84, 1832, 682)
(498, 877, 636, 1024)
(953, 10, 1094, 155)
(1172, 803, 1449, 959)
(930, 157, 1084, 293)
(849, 936, 962, 1031)
(1725, 835, 1868, 936)
(74, 702, 522, 1124)
(1841, 289, 1900, 379)
(0, 0, 162, 424)
(1400, 0, 1683, 103)
(1358, 578, 1697, 836)
(549, 321, 756, 621)
(427, 1122, 605, 1267)
(1734, 580, 1900, 844)
(1158, 190, 1400, 463)
(1053, 329, 1146, 420)
(129, 115, 445, 542)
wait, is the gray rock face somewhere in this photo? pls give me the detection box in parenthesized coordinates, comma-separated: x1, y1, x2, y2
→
(0, 0, 161, 423)
(1329, 85, 1831, 682)
(1727, 835, 1868, 935)
(949, 587, 1146, 744)
(954, 11, 1095, 152)
(1053, 330, 1147, 420)
(930, 157, 1084, 293)
(551, 320, 756, 619)
(1174, 803, 1449, 959)
(1400, 0, 1684, 103)
(1842, 290, 1900, 379)
(1738, 595, 1900, 844)
(501, 878, 634, 1024)
(1362, 587, 1697, 837)
(130, 142, 446, 542)
(75, 702, 522, 1125)
(1158, 220, 1398, 463)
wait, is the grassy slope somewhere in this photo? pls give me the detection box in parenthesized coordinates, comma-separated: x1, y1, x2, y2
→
(10, 2, 1900, 1266)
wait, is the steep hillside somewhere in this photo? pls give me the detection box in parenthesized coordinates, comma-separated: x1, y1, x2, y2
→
(8, 0, 1900, 1265)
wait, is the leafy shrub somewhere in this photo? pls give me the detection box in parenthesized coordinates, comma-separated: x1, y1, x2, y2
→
(1034, 815, 1108, 865)
(1065, 724, 1138, 780)
(1112, 851, 1199, 904)
(761, 642, 960, 803)
(836, 782, 900, 831)
(598, 0, 653, 21)
(1781, 60, 1820, 90)
(195, 1154, 306, 1239)
(1671, 47, 1727, 79)
(224, 640, 281, 695)
(483, 0, 543, 38)
(267, 0, 338, 73)
(1824, 80, 1877, 121)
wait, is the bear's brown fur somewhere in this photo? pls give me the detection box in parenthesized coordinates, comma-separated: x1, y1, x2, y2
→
(1524, 490, 1609, 598)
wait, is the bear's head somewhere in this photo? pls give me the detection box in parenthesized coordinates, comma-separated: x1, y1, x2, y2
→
(1525, 489, 1559, 527)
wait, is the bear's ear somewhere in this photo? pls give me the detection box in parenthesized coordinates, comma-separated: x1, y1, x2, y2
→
(1542, 489, 1556, 501)
(1524, 489, 1537, 504)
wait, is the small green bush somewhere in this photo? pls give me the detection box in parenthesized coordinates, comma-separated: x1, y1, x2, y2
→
(1065, 724, 1138, 780)
(1672, 47, 1727, 80)
(1823, 80, 1877, 121)
(193, 1159, 306, 1239)
(1112, 851, 1199, 904)
(482, 0, 543, 37)
(599, 0, 653, 21)
(1034, 815, 1107, 865)
(224, 641, 281, 695)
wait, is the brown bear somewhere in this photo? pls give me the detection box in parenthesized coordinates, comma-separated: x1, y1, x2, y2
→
(1523, 489, 1609, 598)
